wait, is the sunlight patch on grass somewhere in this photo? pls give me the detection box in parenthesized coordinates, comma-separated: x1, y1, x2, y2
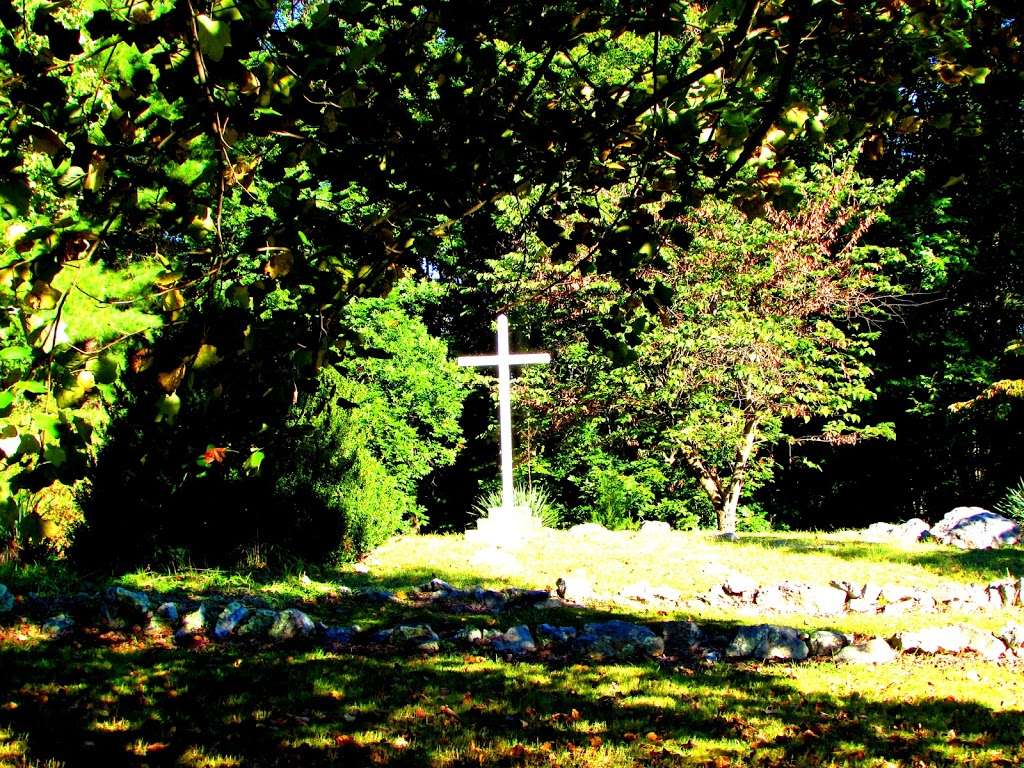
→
(177, 746, 243, 767)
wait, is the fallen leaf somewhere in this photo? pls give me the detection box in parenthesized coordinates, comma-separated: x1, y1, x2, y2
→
(589, 735, 603, 748)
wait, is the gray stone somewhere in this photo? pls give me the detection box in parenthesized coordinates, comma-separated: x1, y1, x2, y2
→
(322, 625, 359, 645)
(864, 518, 931, 544)
(656, 621, 705, 654)
(237, 609, 277, 638)
(390, 624, 440, 651)
(931, 507, 1021, 550)
(181, 602, 216, 635)
(471, 587, 507, 611)
(848, 584, 882, 613)
(574, 620, 664, 659)
(269, 609, 315, 641)
(536, 624, 576, 647)
(807, 630, 850, 657)
(101, 586, 152, 630)
(835, 637, 897, 664)
(493, 625, 536, 655)
(892, 625, 1006, 660)
(419, 578, 459, 594)
(722, 574, 759, 599)
(453, 626, 484, 644)
(504, 588, 551, 607)
(725, 625, 808, 661)
(156, 602, 180, 625)
(0, 583, 13, 613)
(213, 602, 250, 640)
(756, 582, 846, 615)
(42, 614, 74, 639)
(639, 521, 672, 536)
(717, 532, 740, 542)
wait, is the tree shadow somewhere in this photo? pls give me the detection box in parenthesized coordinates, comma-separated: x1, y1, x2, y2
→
(2, 563, 1023, 766)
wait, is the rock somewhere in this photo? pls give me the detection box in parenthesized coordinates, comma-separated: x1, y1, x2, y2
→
(493, 625, 536, 655)
(574, 620, 664, 660)
(237, 609, 278, 638)
(101, 587, 152, 630)
(639, 521, 672, 536)
(536, 624, 576, 647)
(453, 626, 484, 645)
(322, 625, 359, 645)
(725, 625, 808, 661)
(42, 614, 74, 639)
(987, 580, 1021, 608)
(756, 582, 847, 615)
(419, 578, 459, 595)
(359, 588, 398, 604)
(657, 620, 705, 654)
(504, 588, 551, 607)
(836, 637, 897, 664)
(717, 532, 740, 542)
(847, 584, 882, 613)
(269, 609, 315, 641)
(470, 587, 507, 611)
(181, 603, 217, 635)
(807, 630, 850, 657)
(722, 574, 759, 599)
(568, 523, 609, 537)
(864, 518, 932, 544)
(891, 625, 1006, 660)
(213, 602, 250, 640)
(156, 602, 180, 625)
(533, 597, 574, 610)
(390, 624, 441, 652)
(0, 584, 13, 613)
(931, 507, 1021, 550)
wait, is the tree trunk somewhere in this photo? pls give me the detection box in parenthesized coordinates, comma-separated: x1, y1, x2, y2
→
(679, 416, 759, 534)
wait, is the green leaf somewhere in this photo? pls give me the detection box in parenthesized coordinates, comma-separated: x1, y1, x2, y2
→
(44, 445, 67, 466)
(0, 391, 12, 411)
(15, 380, 48, 395)
(196, 14, 231, 62)
(33, 414, 61, 441)
(0, 346, 33, 363)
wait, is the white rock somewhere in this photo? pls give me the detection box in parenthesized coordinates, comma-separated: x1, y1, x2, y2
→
(836, 637, 897, 664)
(931, 507, 1020, 549)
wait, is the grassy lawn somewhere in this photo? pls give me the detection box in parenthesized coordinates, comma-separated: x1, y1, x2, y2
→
(2, 529, 1023, 767)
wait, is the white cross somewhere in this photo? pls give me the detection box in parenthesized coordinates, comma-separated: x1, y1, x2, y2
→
(458, 314, 550, 515)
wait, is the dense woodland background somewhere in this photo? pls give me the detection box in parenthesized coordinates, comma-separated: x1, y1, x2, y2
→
(0, 0, 1021, 568)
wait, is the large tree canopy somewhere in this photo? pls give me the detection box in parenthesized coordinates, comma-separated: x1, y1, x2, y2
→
(0, 0, 1019, 546)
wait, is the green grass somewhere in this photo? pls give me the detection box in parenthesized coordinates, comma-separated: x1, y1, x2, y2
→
(2, 529, 1023, 767)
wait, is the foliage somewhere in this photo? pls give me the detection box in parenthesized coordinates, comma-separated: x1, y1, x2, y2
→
(994, 478, 1024, 525)
(472, 482, 560, 529)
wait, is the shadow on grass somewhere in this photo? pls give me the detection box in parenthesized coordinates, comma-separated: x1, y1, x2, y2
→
(731, 537, 1024, 582)
(1, 561, 1023, 767)
(2, 634, 1022, 768)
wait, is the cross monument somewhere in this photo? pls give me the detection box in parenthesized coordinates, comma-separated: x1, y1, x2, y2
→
(458, 314, 549, 540)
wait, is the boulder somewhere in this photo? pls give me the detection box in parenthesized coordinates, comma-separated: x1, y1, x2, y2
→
(389, 624, 441, 652)
(156, 602, 180, 625)
(722, 574, 759, 599)
(997, 622, 1024, 650)
(725, 625, 808, 661)
(656, 620, 705, 654)
(42, 614, 74, 640)
(100, 587, 152, 630)
(322, 625, 359, 645)
(639, 521, 672, 536)
(0, 583, 13, 613)
(574, 620, 664, 660)
(835, 637, 897, 664)
(213, 602, 250, 640)
(536, 624, 576, 647)
(470, 587, 507, 611)
(891, 625, 1006, 661)
(181, 603, 217, 635)
(864, 518, 932, 544)
(269, 609, 316, 641)
(930, 507, 1020, 549)
(807, 630, 850, 657)
(493, 625, 536, 655)
(756, 582, 847, 615)
(358, 588, 398, 604)
(237, 609, 278, 638)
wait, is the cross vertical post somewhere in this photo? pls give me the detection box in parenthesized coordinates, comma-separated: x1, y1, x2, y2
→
(457, 314, 550, 525)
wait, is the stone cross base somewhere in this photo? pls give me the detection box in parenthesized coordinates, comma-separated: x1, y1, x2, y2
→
(465, 506, 543, 546)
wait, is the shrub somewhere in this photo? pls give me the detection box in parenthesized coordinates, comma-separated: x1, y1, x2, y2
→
(473, 483, 560, 528)
(995, 478, 1024, 524)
